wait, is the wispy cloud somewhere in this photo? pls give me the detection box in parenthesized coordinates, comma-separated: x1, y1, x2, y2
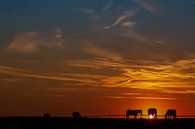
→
(8, 32, 40, 54)
(61, 42, 195, 91)
(7, 28, 65, 54)
(2, 55, 195, 100)
(162, 89, 195, 94)
(83, 43, 124, 63)
(70, 8, 95, 14)
(105, 11, 135, 29)
(0, 77, 23, 83)
(121, 21, 136, 28)
(134, 0, 160, 14)
(102, 1, 113, 12)
(97, 10, 163, 46)
(132, 96, 177, 100)
(0, 65, 99, 84)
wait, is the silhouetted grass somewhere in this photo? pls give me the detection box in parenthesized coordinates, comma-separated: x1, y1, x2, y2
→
(0, 117, 194, 129)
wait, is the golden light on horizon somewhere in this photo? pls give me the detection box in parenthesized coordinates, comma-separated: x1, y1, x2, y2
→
(149, 115, 155, 119)
(132, 100, 170, 115)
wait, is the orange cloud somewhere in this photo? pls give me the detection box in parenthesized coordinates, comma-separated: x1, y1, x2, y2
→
(7, 29, 65, 54)
(0, 65, 98, 84)
(132, 96, 177, 100)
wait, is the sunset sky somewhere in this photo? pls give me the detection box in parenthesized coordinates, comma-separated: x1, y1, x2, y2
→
(0, 0, 195, 116)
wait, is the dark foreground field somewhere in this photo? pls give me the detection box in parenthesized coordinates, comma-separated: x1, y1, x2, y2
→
(0, 117, 194, 129)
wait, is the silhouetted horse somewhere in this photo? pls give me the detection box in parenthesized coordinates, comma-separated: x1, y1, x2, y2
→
(148, 108, 157, 118)
(126, 110, 142, 119)
(44, 113, 51, 118)
(165, 109, 177, 119)
(72, 112, 82, 119)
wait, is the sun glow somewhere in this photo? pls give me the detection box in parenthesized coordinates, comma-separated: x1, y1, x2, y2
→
(149, 115, 155, 119)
